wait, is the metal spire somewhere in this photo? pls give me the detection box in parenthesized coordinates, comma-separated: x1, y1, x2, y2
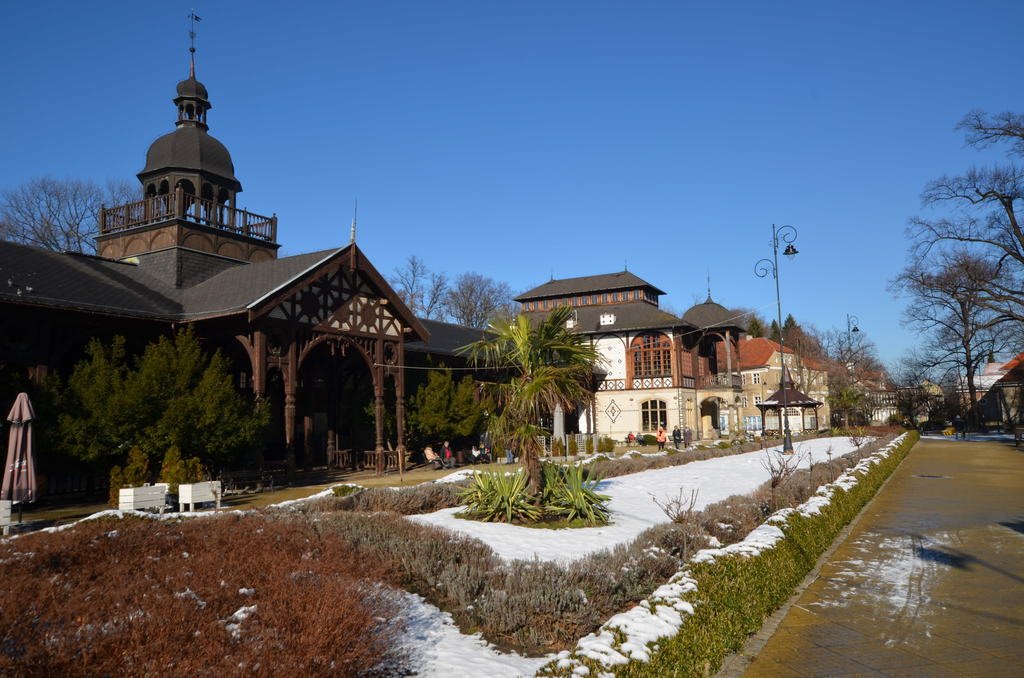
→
(188, 10, 202, 77)
(349, 199, 358, 244)
(706, 270, 712, 302)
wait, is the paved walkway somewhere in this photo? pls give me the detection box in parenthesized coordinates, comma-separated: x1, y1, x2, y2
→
(742, 436, 1024, 677)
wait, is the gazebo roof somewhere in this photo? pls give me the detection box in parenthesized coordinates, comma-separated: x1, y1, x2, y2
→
(757, 387, 823, 409)
(756, 365, 822, 409)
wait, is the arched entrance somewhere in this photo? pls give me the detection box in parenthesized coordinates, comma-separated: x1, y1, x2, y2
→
(699, 397, 721, 440)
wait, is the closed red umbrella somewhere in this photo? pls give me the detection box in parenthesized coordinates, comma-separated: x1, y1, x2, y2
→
(3, 392, 37, 523)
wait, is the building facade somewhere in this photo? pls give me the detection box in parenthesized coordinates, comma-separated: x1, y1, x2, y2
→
(517, 274, 747, 441)
(737, 337, 830, 433)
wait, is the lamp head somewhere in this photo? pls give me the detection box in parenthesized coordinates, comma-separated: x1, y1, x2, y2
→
(783, 244, 799, 258)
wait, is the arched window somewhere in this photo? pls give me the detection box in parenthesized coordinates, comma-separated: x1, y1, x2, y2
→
(145, 183, 156, 197)
(158, 179, 169, 195)
(641, 400, 667, 432)
(631, 332, 672, 378)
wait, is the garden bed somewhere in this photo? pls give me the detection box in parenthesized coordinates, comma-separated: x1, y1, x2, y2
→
(540, 431, 918, 677)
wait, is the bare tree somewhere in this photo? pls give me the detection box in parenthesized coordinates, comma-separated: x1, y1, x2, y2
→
(817, 326, 885, 426)
(908, 110, 1024, 324)
(888, 357, 945, 425)
(761, 449, 805, 511)
(890, 251, 1011, 427)
(388, 255, 449, 319)
(445, 272, 514, 328)
(0, 177, 136, 254)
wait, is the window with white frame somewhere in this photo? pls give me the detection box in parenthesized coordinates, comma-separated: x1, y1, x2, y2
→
(752, 372, 761, 384)
(640, 399, 668, 432)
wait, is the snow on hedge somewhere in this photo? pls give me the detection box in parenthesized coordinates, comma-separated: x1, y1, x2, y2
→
(548, 433, 909, 675)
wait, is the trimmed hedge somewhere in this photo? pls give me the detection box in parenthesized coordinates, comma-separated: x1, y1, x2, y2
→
(544, 431, 919, 676)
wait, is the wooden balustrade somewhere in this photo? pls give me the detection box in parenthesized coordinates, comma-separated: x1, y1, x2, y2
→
(698, 373, 742, 389)
(100, 192, 276, 242)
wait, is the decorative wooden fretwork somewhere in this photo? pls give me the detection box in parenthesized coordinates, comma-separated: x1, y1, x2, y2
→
(632, 377, 673, 389)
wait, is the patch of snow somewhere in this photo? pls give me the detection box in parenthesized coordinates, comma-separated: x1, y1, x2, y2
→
(387, 589, 549, 677)
(222, 604, 257, 640)
(409, 438, 862, 563)
(549, 433, 908, 674)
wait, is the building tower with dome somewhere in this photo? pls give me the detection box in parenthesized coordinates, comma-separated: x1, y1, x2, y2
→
(96, 58, 279, 287)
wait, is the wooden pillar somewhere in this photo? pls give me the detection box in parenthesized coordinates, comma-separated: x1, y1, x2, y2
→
(395, 343, 406, 478)
(303, 414, 313, 472)
(327, 354, 338, 467)
(253, 330, 267, 398)
(373, 334, 386, 476)
(284, 340, 298, 478)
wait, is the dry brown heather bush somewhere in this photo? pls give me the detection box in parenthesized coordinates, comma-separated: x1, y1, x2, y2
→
(299, 481, 465, 516)
(0, 514, 401, 677)
(295, 433, 899, 657)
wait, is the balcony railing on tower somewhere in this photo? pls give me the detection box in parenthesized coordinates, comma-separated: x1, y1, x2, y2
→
(99, 188, 277, 243)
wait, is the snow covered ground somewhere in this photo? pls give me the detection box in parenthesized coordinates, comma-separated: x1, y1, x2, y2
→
(396, 436, 876, 677)
(37, 436, 877, 678)
(409, 437, 860, 563)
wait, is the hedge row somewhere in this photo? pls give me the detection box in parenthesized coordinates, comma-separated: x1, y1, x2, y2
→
(543, 431, 919, 677)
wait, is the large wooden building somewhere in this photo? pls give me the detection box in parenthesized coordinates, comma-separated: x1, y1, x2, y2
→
(0, 60, 481, 482)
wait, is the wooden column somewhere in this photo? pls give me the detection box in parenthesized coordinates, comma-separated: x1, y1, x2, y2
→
(253, 330, 267, 397)
(395, 343, 406, 477)
(284, 340, 298, 478)
(327, 352, 338, 467)
(303, 414, 313, 472)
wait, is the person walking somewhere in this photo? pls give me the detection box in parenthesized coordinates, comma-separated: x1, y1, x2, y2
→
(656, 427, 667, 451)
(683, 426, 693, 448)
(672, 425, 682, 449)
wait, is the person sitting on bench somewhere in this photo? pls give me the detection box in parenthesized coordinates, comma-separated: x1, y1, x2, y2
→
(424, 446, 443, 469)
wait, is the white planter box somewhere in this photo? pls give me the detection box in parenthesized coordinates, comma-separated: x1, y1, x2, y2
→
(118, 484, 169, 512)
(178, 481, 222, 512)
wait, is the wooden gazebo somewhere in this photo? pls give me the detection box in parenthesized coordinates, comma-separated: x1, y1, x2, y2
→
(756, 366, 823, 436)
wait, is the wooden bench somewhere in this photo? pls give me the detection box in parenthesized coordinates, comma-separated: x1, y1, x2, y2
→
(220, 470, 275, 494)
(178, 481, 222, 512)
(119, 484, 169, 512)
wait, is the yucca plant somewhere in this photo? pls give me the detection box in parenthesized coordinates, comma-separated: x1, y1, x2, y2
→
(542, 463, 611, 525)
(458, 470, 543, 523)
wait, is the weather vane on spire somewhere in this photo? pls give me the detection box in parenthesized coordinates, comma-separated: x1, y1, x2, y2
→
(188, 10, 202, 76)
(706, 270, 712, 300)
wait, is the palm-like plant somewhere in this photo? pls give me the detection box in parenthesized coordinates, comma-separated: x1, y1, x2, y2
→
(461, 305, 600, 496)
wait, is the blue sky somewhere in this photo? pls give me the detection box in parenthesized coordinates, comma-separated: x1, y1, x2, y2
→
(2, 1, 1020, 365)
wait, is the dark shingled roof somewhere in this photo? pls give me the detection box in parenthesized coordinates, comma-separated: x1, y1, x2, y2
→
(140, 126, 240, 190)
(758, 387, 823, 408)
(523, 302, 686, 334)
(681, 295, 743, 330)
(0, 240, 181, 318)
(176, 75, 209, 101)
(516, 271, 665, 301)
(181, 248, 340, 318)
(405, 318, 487, 356)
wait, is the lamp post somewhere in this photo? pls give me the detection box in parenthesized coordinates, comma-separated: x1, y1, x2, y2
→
(846, 314, 860, 350)
(754, 224, 799, 453)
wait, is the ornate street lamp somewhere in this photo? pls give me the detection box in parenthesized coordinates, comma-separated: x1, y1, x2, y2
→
(846, 313, 860, 347)
(754, 224, 799, 453)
